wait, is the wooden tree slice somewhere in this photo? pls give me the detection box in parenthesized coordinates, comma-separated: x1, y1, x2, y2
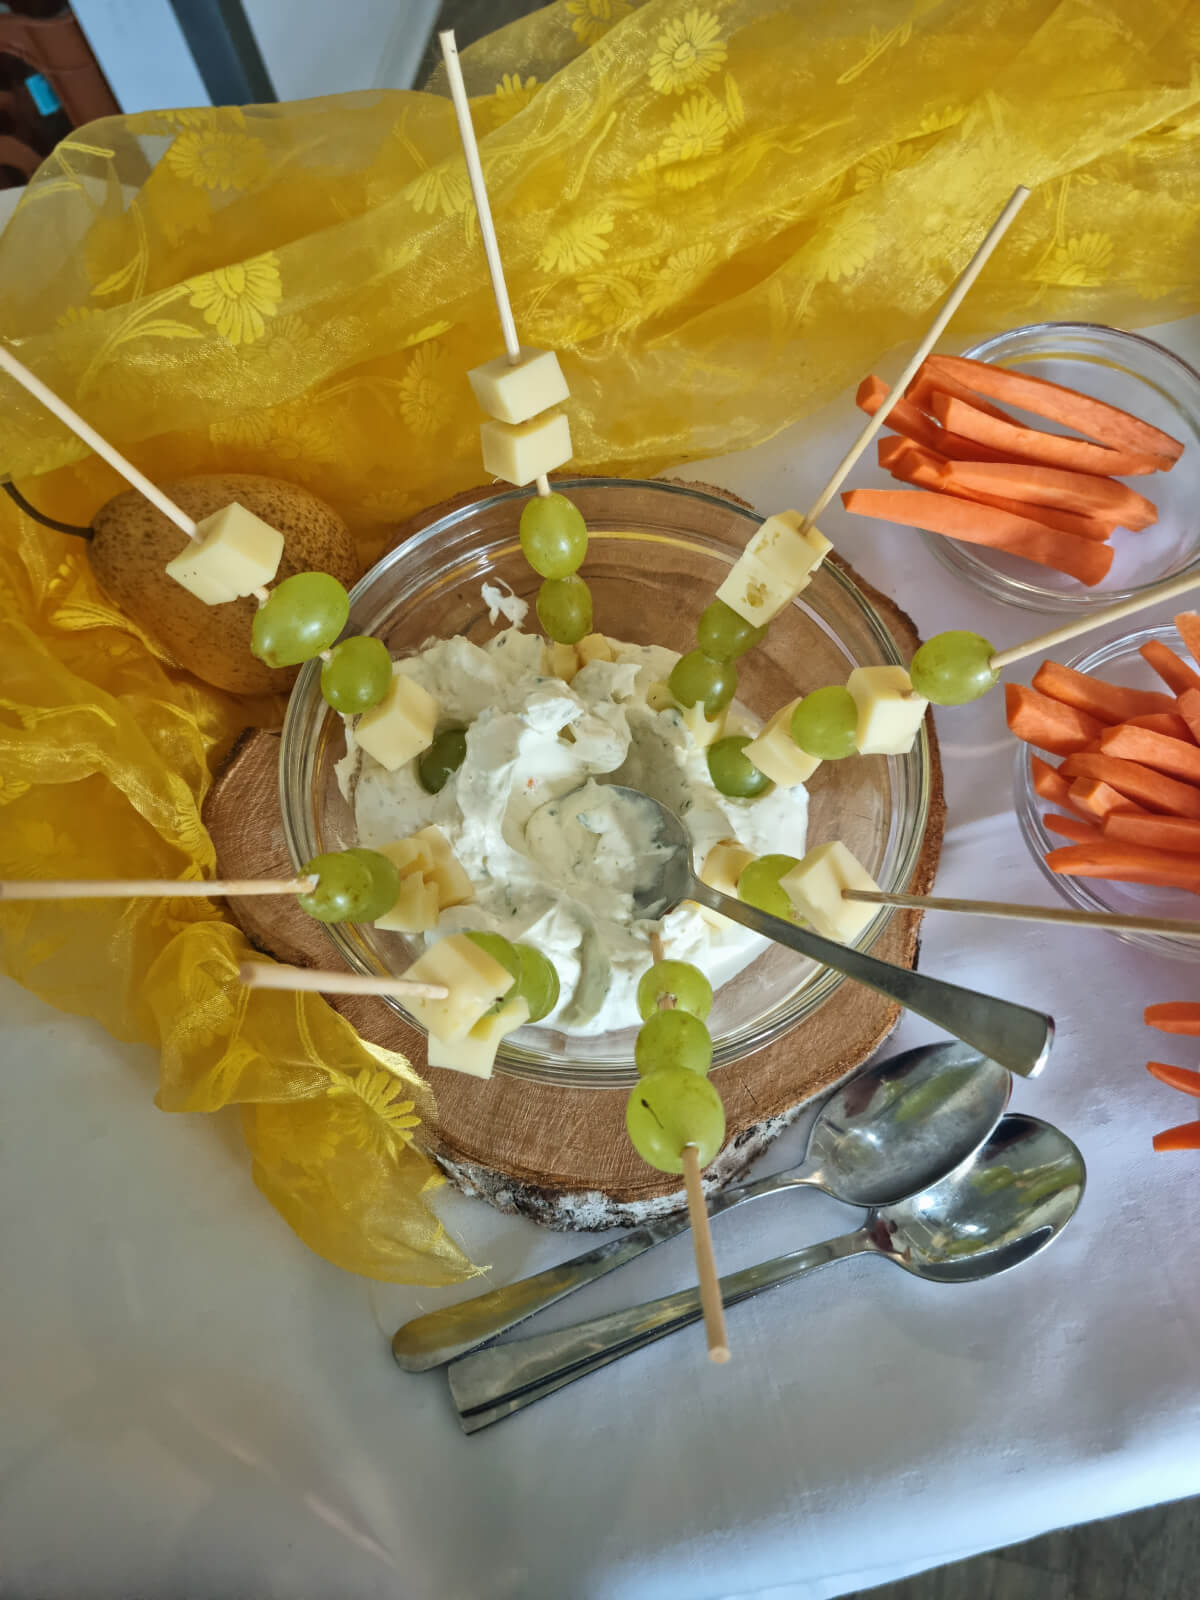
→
(204, 483, 944, 1229)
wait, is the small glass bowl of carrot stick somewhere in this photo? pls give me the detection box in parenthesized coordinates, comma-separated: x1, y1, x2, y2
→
(1014, 620, 1200, 959)
(859, 322, 1200, 614)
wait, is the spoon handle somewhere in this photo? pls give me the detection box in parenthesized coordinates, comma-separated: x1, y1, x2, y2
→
(688, 879, 1054, 1078)
(449, 1229, 869, 1431)
(392, 1167, 809, 1371)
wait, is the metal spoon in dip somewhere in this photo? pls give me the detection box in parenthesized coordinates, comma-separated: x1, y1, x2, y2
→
(448, 1113, 1085, 1431)
(598, 784, 1054, 1079)
(391, 1040, 1011, 1371)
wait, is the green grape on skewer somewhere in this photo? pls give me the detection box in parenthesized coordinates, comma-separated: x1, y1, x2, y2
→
(297, 848, 401, 924)
(635, 1009, 714, 1076)
(320, 635, 392, 713)
(668, 650, 737, 719)
(520, 492, 587, 578)
(625, 1067, 726, 1174)
(909, 630, 998, 706)
(790, 685, 858, 760)
(251, 571, 350, 668)
(696, 599, 768, 663)
(707, 735, 773, 799)
(513, 942, 560, 1021)
(537, 575, 593, 645)
(738, 853, 800, 921)
(418, 726, 468, 794)
(636, 959, 713, 1021)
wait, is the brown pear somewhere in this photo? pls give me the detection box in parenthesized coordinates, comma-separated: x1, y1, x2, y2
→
(89, 474, 360, 695)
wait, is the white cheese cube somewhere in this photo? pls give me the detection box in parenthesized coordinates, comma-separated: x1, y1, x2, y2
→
(746, 513, 832, 593)
(426, 995, 531, 1079)
(402, 932, 515, 1041)
(355, 673, 439, 772)
(543, 641, 580, 683)
(480, 411, 572, 486)
(164, 501, 284, 604)
(467, 346, 569, 425)
(646, 679, 675, 712)
(715, 551, 793, 627)
(680, 701, 728, 748)
(378, 835, 437, 879)
(700, 839, 756, 898)
(415, 825, 474, 908)
(576, 632, 614, 666)
(375, 874, 440, 933)
(742, 699, 822, 788)
(847, 666, 929, 756)
(780, 842, 880, 943)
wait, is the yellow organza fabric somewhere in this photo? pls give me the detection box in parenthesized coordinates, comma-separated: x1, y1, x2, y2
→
(0, 0, 1198, 1281)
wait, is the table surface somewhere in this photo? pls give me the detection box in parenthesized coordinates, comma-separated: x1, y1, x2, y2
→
(4, 317, 1200, 1600)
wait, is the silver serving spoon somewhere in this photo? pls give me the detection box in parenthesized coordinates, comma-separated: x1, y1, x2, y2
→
(449, 1113, 1084, 1432)
(603, 785, 1053, 1077)
(391, 1040, 1010, 1371)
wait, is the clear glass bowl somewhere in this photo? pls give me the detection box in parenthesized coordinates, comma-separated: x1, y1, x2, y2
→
(280, 477, 931, 1086)
(919, 323, 1200, 614)
(1015, 622, 1200, 962)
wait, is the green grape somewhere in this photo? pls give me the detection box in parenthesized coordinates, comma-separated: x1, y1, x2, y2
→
(464, 930, 521, 992)
(320, 636, 392, 714)
(909, 630, 998, 707)
(737, 853, 800, 921)
(667, 650, 737, 718)
(520, 493, 588, 578)
(707, 735, 773, 799)
(251, 572, 350, 668)
(625, 1067, 726, 1174)
(790, 685, 858, 760)
(537, 575, 593, 645)
(696, 599, 768, 663)
(634, 1009, 714, 1076)
(513, 943, 560, 1022)
(417, 726, 468, 794)
(636, 959, 713, 1021)
(298, 848, 401, 924)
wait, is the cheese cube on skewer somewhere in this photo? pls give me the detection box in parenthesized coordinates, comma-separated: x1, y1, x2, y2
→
(426, 995, 531, 1079)
(480, 411, 572, 486)
(576, 633, 614, 666)
(543, 641, 581, 683)
(416, 825, 474, 908)
(743, 699, 822, 788)
(374, 825, 474, 926)
(164, 501, 284, 604)
(401, 932, 515, 1042)
(378, 835, 436, 880)
(468, 347, 569, 425)
(780, 842, 880, 944)
(846, 666, 929, 756)
(715, 552, 791, 628)
(680, 702, 727, 748)
(695, 837, 756, 928)
(375, 874, 440, 933)
(745, 513, 832, 592)
(355, 673, 439, 771)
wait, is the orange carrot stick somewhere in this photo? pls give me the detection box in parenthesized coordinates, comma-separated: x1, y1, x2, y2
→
(1152, 1119, 1200, 1152)
(1173, 612, 1200, 669)
(1031, 660, 1174, 724)
(879, 442, 1115, 541)
(1046, 840, 1200, 891)
(841, 489, 1114, 586)
(931, 393, 1163, 477)
(924, 354, 1184, 466)
(1099, 725, 1200, 785)
(1140, 640, 1200, 696)
(855, 377, 1015, 462)
(1145, 1002, 1200, 1034)
(1123, 712, 1194, 743)
(1044, 812, 1103, 843)
(1068, 778, 1142, 822)
(1032, 754, 1076, 809)
(906, 363, 1023, 425)
(1005, 684, 1105, 756)
(1178, 689, 1200, 745)
(939, 459, 1157, 530)
(1103, 813, 1200, 853)
(1146, 1060, 1200, 1095)
(1058, 753, 1200, 818)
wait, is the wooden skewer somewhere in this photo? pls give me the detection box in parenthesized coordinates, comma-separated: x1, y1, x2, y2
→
(439, 29, 552, 502)
(681, 1142, 730, 1364)
(239, 961, 449, 1001)
(0, 343, 199, 540)
(0, 876, 317, 901)
(844, 887, 1200, 938)
(989, 568, 1200, 671)
(801, 185, 1030, 533)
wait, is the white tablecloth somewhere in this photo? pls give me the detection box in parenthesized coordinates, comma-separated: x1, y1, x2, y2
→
(4, 319, 1200, 1600)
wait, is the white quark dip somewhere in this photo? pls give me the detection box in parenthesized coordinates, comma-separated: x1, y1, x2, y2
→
(345, 629, 808, 1037)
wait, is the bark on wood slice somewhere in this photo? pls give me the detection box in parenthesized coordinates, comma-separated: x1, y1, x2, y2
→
(204, 481, 945, 1230)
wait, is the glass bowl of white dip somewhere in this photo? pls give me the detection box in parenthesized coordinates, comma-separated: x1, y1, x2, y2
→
(280, 478, 931, 1087)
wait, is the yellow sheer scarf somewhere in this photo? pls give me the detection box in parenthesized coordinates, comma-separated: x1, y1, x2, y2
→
(0, 0, 1197, 1281)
